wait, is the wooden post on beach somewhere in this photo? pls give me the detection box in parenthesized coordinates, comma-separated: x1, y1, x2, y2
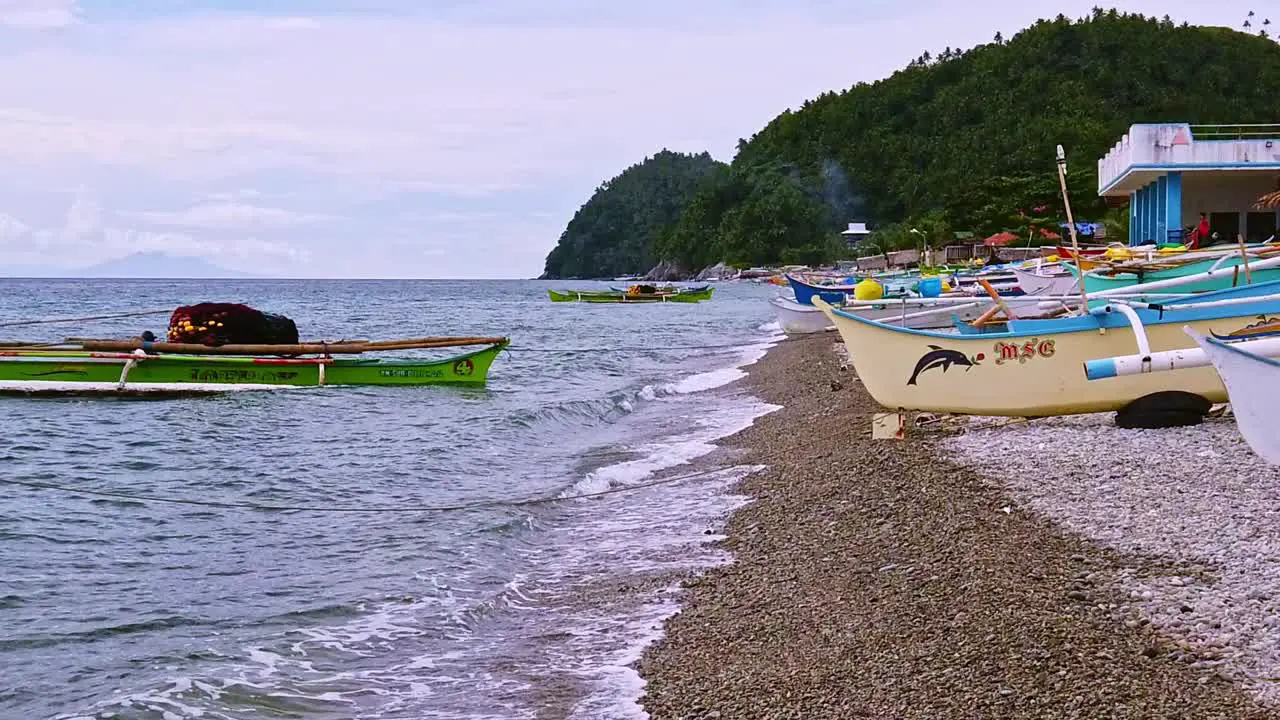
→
(872, 412, 906, 440)
(1056, 144, 1091, 314)
(1238, 233, 1253, 283)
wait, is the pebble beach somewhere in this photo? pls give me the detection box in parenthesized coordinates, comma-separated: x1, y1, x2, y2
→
(638, 332, 1280, 719)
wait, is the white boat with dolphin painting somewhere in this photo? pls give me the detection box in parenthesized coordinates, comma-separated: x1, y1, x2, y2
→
(812, 278, 1280, 417)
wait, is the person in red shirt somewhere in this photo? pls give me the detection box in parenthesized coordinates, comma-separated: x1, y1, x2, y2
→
(1188, 212, 1212, 249)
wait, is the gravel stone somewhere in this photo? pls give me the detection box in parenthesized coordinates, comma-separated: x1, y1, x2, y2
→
(637, 334, 1278, 720)
(945, 409, 1280, 706)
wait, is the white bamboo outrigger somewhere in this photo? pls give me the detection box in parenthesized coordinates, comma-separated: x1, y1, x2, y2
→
(1084, 321, 1280, 380)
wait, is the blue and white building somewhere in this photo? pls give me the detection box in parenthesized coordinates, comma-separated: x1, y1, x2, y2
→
(1097, 123, 1280, 246)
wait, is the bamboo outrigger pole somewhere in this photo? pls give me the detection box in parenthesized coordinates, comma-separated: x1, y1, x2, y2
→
(1056, 144, 1091, 314)
(73, 336, 510, 356)
(1238, 233, 1253, 283)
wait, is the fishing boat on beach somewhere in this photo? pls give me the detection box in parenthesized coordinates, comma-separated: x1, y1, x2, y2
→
(0, 302, 509, 395)
(1067, 246, 1280, 294)
(1010, 263, 1078, 297)
(771, 296, 832, 334)
(1055, 244, 1108, 258)
(812, 273, 1280, 416)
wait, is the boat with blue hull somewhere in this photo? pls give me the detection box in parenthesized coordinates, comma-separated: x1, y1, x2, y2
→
(784, 274, 876, 305)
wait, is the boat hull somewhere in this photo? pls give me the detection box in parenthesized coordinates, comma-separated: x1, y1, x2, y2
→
(1190, 330, 1280, 464)
(0, 343, 507, 394)
(785, 274, 857, 305)
(1056, 245, 1108, 258)
(771, 296, 831, 334)
(1011, 266, 1078, 297)
(813, 297, 1280, 417)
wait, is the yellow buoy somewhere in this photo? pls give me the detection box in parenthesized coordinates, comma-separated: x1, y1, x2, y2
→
(1045, 254, 1060, 262)
(854, 278, 884, 301)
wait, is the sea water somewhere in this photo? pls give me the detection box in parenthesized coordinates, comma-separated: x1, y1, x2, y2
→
(0, 278, 783, 719)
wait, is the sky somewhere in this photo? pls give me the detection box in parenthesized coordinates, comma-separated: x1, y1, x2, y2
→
(0, 0, 1268, 278)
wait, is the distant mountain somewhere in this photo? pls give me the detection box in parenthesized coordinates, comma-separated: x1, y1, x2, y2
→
(0, 263, 62, 278)
(76, 252, 255, 279)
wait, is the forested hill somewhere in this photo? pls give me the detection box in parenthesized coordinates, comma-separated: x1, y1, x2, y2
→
(649, 10, 1280, 270)
(539, 150, 725, 279)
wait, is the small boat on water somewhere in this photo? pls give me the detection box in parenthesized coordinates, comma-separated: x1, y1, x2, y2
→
(548, 284, 715, 303)
(0, 302, 509, 395)
(608, 283, 710, 294)
(0, 341, 507, 395)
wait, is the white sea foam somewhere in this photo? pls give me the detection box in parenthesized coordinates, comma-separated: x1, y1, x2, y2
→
(560, 397, 779, 498)
(55, 322, 785, 720)
(547, 463, 765, 719)
(662, 326, 782, 396)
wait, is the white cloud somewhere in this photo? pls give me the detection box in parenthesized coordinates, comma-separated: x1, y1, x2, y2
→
(123, 202, 332, 230)
(62, 186, 101, 238)
(0, 0, 79, 28)
(263, 17, 323, 31)
(0, 211, 30, 243)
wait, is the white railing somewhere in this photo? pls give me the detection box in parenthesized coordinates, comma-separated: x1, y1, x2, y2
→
(1097, 123, 1280, 193)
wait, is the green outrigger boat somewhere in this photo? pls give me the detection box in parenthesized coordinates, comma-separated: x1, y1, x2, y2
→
(0, 337, 509, 395)
(548, 284, 715, 303)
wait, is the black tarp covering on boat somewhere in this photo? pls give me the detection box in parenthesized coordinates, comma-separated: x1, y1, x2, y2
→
(167, 303, 299, 346)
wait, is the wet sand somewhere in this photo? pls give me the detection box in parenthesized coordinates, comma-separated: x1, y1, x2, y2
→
(637, 332, 1279, 719)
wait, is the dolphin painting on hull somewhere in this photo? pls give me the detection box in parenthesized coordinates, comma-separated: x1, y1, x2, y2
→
(906, 345, 979, 385)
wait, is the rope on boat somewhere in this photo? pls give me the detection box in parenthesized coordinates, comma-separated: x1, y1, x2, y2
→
(0, 469, 734, 514)
(0, 308, 173, 329)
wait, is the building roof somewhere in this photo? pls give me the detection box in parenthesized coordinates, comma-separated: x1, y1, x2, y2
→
(1097, 123, 1280, 196)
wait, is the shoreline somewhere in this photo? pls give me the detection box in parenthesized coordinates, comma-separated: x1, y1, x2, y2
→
(636, 332, 1280, 719)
